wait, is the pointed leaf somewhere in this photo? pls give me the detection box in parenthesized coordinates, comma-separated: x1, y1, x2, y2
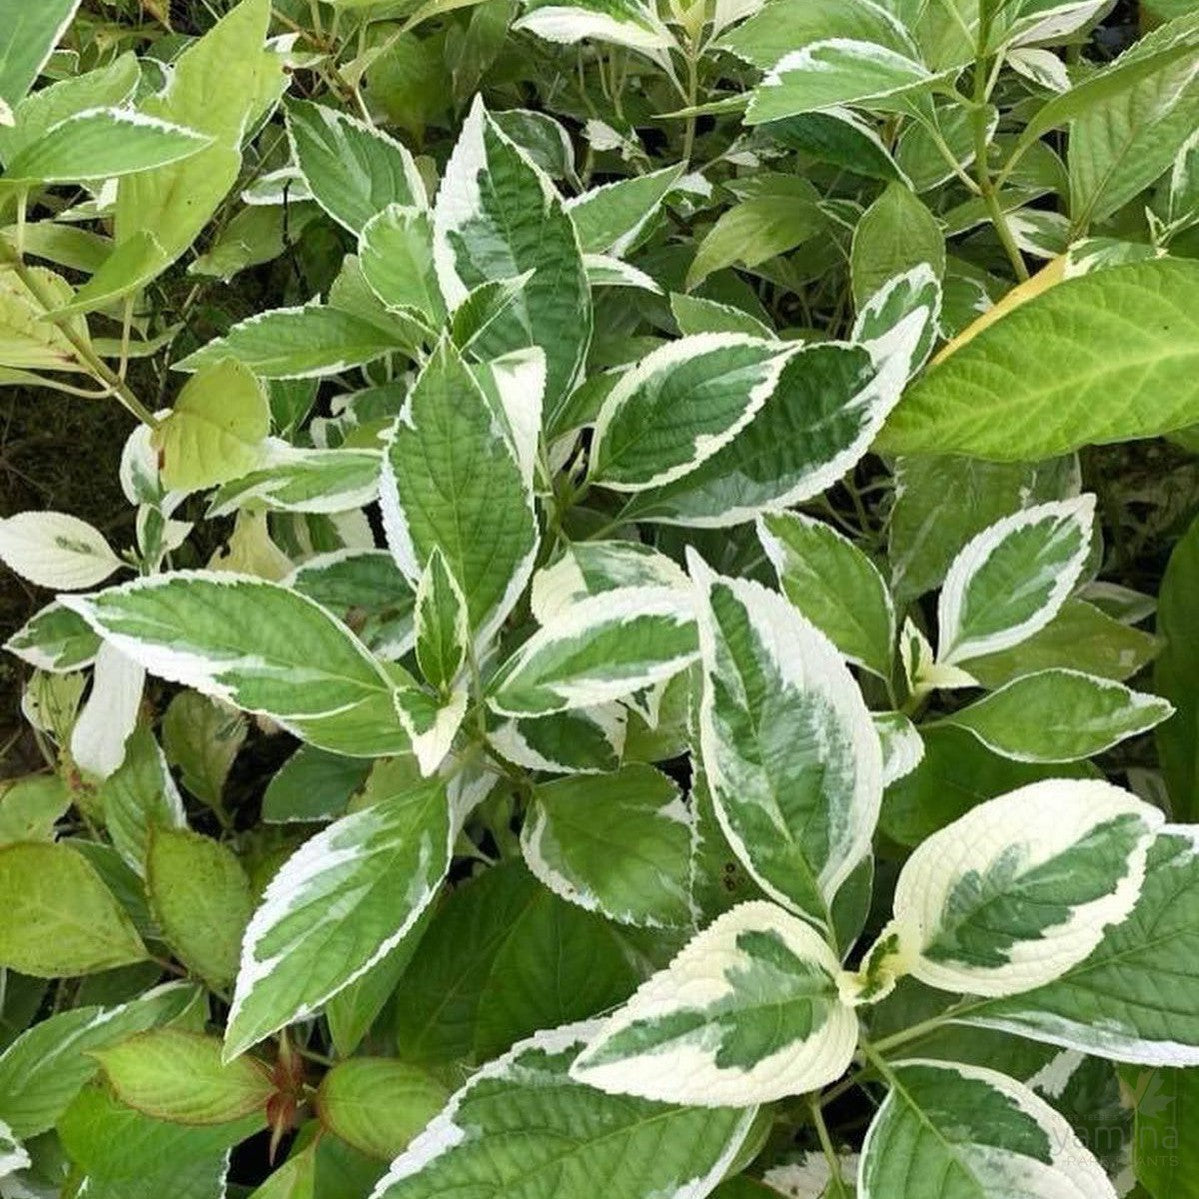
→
(414, 548, 469, 691)
(0, 510, 121, 590)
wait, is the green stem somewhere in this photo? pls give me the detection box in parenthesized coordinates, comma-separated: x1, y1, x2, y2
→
(680, 32, 701, 163)
(808, 1096, 852, 1198)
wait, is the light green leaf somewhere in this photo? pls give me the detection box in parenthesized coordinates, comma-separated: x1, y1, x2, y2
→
(1156, 513, 1199, 821)
(565, 163, 685, 255)
(522, 764, 692, 927)
(93, 1031, 272, 1125)
(0, 843, 146, 977)
(693, 557, 882, 933)
(860, 1059, 1116, 1199)
(936, 495, 1095, 665)
(686, 176, 826, 290)
(114, 0, 276, 270)
(888, 779, 1162, 997)
(381, 339, 538, 643)
(878, 260, 1199, 459)
(316, 1059, 448, 1160)
(590, 335, 790, 491)
(623, 333, 917, 527)
(248, 1147, 316, 1199)
(53, 231, 169, 318)
(747, 40, 947, 124)
(0, 265, 90, 374)
(0, 982, 200, 1139)
(286, 98, 426, 235)
(0, 0, 81, 108)
(0, 509, 121, 590)
(152, 359, 270, 492)
(414, 547, 469, 691)
(670, 293, 774, 338)
(966, 829, 1199, 1064)
(941, 669, 1174, 762)
(434, 96, 590, 425)
(759, 511, 895, 680)
(373, 1023, 757, 1199)
(175, 306, 403, 380)
(530, 540, 687, 624)
(487, 586, 698, 717)
(224, 779, 451, 1059)
(147, 828, 254, 991)
(2, 108, 210, 185)
(359, 205, 445, 325)
(394, 861, 641, 1066)
(162, 691, 247, 811)
(888, 453, 1079, 602)
(4, 600, 101, 672)
(513, 0, 676, 52)
(965, 598, 1160, 689)
(99, 723, 186, 876)
(851, 182, 945, 308)
(208, 444, 381, 517)
(573, 902, 858, 1105)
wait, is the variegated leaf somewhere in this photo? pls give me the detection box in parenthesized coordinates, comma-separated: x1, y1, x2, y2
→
(572, 902, 858, 1105)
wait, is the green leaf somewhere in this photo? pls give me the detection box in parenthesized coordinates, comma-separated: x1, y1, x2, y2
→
(392, 860, 640, 1065)
(522, 764, 692, 927)
(53, 231, 170, 318)
(58, 1085, 261, 1180)
(434, 96, 591, 425)
(746, 40, 946, 124)
(1156, 513, 1199, 820)
(0, 983, 198, 1139)
(759, 511, 895, 680)
(93, 1031, 272, 1125)
(152, 359, 270, 492)
(935, 495, 1095, 666)
(487, 586, 698, 717)
(590, 335, 790, 491)
(670, 293, 774, 338)
(686, 176, 825, 290)
(0, 0, 80, 108)
(262, 744, 372, 824)
(4, 600, 100, 672)
(693, 557, 882, 933)
(880, 725, 1099, 848)
(490, 705, 627, 775)
(573, 902, 858, 1105)
(224, 779, 451, 1059)
(99, 723, 186, 876)
(888, 453, 1079, 602)
(623, 336, 916, 527)
(0, 266, 90, 374)
(373, 1023, 758, 1199)
(248, 1147, 316, 1199)
(565, 164, 684, 256)
(317, 1059, 448, 1161)
(114, 0, 276, 269)
(175, 306, 403, 380)
(851, 182, 945, 308)
(382, 339, 538, 643)
(414, 547, 469, 691)
(878, 260, 1199, 459)
(942, 669, 1174, 762)
(359, 205, 445, 326)
(965, 598, 1160, 689)
(147, 828, 253, 991)
(886, 779, 1162, 997)
(0, 843, 146, 977)
(2, 109, 210, 185)
(0, 774, 70, 845)
(286, 98, 426, 235)
(162, 691, 247, 811)
(860, 1060, 1115, 1198)
(62, 572, 393, 723)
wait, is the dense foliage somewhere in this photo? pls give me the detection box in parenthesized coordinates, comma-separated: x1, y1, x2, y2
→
(2, 0, 1199, 1194)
